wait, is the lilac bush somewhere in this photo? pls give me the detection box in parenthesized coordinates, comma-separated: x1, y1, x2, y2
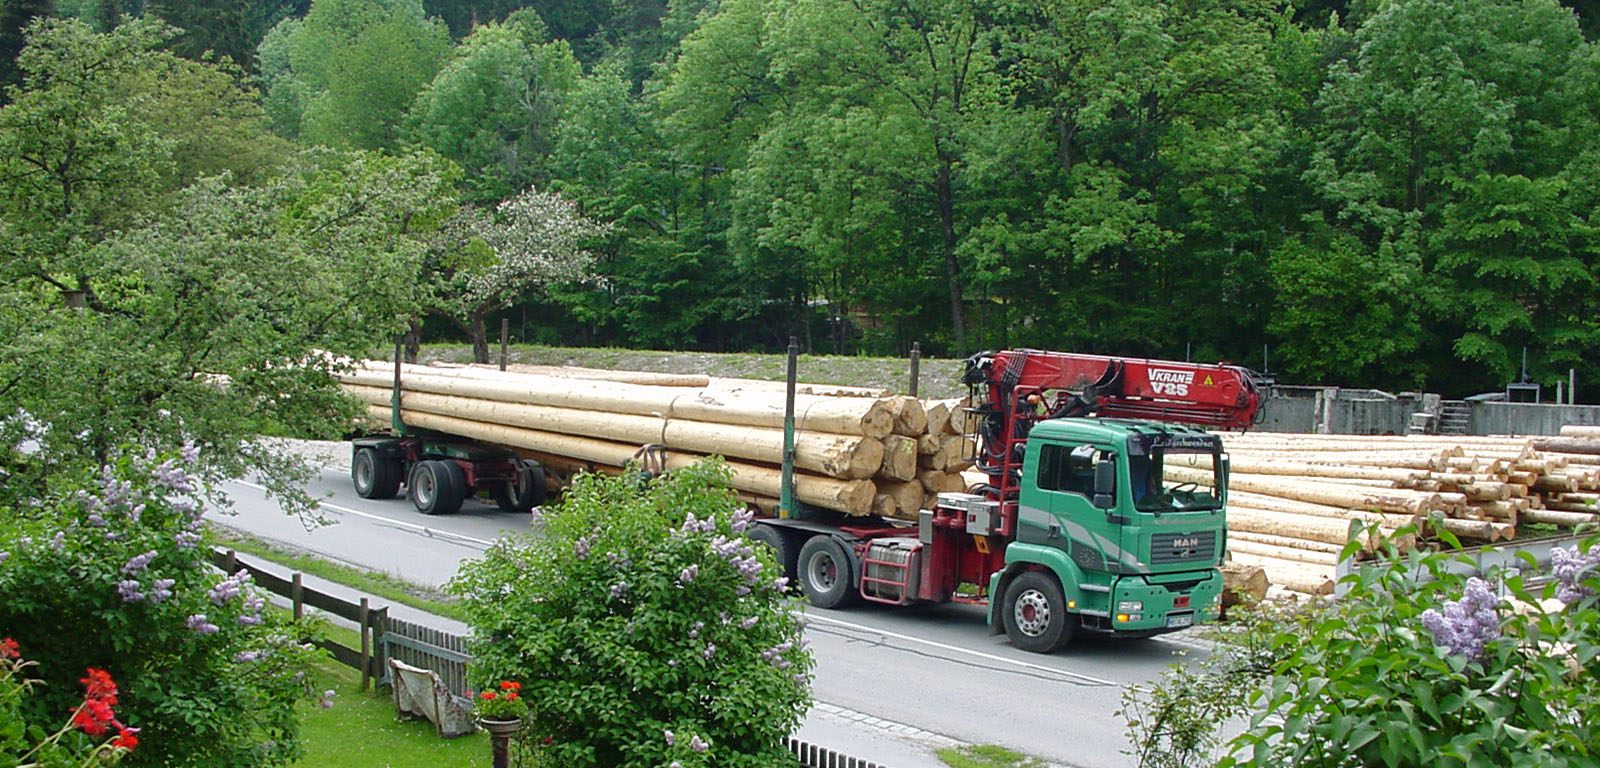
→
(451, 460, 812, 768)
(1419, 577, 1501, 662)
(1551, 545, 1599, 604)
(0, 448, 321, 768)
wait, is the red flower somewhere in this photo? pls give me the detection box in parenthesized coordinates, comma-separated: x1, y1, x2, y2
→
(81, 669, 118, 702)
(72, 668, 122, 737)
(112, 726, 139, 750)
(499, 681, 520, 691)
(480, 691, 497, 700)
(0, 638, 18, 659)
(506, 692, 519, 701)
(73, 707, 110, 737)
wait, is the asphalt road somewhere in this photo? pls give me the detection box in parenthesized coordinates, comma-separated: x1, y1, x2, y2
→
(214, 467, 1213, 768)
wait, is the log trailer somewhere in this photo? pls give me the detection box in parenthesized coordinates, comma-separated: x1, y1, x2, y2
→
(347, 368, 547, 516)
(753, 349, 1263, 652)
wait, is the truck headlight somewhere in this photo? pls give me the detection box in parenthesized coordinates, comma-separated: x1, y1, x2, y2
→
(1117, 601, 1143, 612)
(1116, 613, 1142, 623)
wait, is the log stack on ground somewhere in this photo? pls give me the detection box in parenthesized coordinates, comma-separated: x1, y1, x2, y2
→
(340, 360, 978, 520)
(1198, 431, 1600, 600)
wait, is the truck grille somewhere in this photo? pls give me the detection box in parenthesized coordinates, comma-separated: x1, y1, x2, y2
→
(1150, 531, 1217, 565)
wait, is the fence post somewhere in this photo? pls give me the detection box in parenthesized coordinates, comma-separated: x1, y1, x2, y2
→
(359, 597, 371, 692)
(373, 606, 389, 688)
(222, 550, 237, 574)
(290, 573, 303, 621)
(499, 318, 510, 372)
(908, 341, 920, 397)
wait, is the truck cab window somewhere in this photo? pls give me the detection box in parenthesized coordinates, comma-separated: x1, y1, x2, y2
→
(1036, 444, 1109, 499)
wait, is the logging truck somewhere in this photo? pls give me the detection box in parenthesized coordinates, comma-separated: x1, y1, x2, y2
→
(751, 349, 1263, 652)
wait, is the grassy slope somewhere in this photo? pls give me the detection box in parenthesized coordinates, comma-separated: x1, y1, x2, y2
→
(298, 661, 489, 768)
(416, 343, 971, 399)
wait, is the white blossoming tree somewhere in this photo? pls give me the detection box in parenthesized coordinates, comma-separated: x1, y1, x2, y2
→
(421, 188, 606, 362)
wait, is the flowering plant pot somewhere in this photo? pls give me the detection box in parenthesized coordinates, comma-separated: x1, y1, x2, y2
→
(477, 717, 525, 739)
(475, 680, 528, 732)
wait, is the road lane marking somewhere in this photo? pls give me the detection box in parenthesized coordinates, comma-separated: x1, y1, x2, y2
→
(802, 613, 1120, 687)
(226, 480, 499, 549)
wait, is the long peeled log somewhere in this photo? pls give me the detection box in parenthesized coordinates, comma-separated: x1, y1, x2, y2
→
(1165, 465, 1440, 515)
(370, 406, 877, 516)
(1226, 553, 1335, 596)
(347, 385, 884, 480)
(343, 365, 895, 439)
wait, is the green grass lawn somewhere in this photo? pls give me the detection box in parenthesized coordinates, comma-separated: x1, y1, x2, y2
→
(297, 661, 489, 768)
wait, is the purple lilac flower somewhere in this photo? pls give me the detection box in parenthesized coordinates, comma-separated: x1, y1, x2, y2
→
(573, 535, 592, 560)
(731, 509, 755, 534)
(238, 614, 262, 626)
(689, 735, 708, 753)
(1551, 546, 1600, 604)
(702, 643, 716, 659)
(739, 616, 759, 630)
(735, 586, 750, 596)
(85, 513, 106, 527)
(317, 690, 335, 709)
(687, 621, 703, 639)
(235, 651, 262, 663)
(187, 614, 220, 634)
(663, 730, 675, 746)
(174, 531, 202, 549)
(153, 458, 197, 493)
(0, 551, 9, 566)
(149, 579, 175, 603)
(1420, 577, 1501, 662)
(48, 532, 65, 552)
(123, 550, 158, 575)
(681, 512, 714, 533)
(610, 581, 629, 599)
(678, 565, 698, 585)
(117, 580, 145, 603)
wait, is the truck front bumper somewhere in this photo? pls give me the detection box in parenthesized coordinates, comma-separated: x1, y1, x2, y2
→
(1107, 569, 1223, 633)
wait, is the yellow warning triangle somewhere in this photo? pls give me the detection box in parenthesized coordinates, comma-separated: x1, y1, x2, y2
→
(1203, 375, 1214, 386)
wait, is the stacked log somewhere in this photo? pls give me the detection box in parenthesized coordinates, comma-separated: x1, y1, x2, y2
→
(339, 361, 975, 520)
(1201, 432, 1600, 599)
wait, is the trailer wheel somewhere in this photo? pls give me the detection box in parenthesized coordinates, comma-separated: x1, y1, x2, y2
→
(352, 448, 403, 500)
(797, 536, 858, 609)
(746, 524, 797, 584)
(409, 460, 465, 515)
(1002, 570, 1074, 653)
(491, 462, 547, 513)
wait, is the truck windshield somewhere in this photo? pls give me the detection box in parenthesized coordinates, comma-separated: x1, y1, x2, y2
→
(1128, 451, 1223, 512)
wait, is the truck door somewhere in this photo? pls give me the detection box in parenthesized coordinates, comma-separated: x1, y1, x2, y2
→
(1030, 443, 1122, 575)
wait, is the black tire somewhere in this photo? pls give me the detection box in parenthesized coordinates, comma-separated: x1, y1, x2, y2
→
(409, 460, 465, 515)
(490, 462, 547, 513)
(797, 536, 858, 609)
(352, 448, 402, 500)
(747, 524, 798, 584)
(1002, 570, 1074, 653)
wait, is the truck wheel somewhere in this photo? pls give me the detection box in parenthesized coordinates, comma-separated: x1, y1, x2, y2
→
(747, 524, 797, 584)
(797, 536, 858, 609)
(1003, 571, 1074, 653)
(409, 460, 465, 515)
(491, 462, 547, 513)
(352, 448, 402, 500)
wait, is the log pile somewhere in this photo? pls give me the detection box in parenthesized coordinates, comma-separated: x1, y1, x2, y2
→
(1190, 432, 1600, 599)
(338, 361, 974, 519)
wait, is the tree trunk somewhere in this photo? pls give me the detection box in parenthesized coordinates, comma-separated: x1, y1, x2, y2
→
(469, 314, 491, 364)
(934, 161, 966, 350)
(403, 317, 421, 364)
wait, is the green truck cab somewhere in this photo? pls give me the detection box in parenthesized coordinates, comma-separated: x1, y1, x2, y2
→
(987, 419, 1228, 652)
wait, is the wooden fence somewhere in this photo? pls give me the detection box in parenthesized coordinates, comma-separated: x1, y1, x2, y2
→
(213, 549, 896, 768)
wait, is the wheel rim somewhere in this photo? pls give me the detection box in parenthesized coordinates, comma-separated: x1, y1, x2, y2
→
(1013, 589, 1051, 637)
(808, 552, 838, 591)
(414, 467, 436, 506)
(354, 455, 373, 491)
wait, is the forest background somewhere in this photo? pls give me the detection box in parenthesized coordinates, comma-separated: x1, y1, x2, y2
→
(3, 0, 1599, 399)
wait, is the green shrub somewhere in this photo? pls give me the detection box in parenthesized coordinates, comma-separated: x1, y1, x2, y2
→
(0, 448, 321, 768)
(1125, 530, 1600, 768)
(450, 460, 813, 768)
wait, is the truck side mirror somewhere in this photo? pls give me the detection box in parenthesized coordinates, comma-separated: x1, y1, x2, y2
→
(1092, 459, 1115, 509)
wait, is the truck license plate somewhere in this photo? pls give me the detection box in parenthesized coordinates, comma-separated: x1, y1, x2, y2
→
(1166, 614, 1193, 628)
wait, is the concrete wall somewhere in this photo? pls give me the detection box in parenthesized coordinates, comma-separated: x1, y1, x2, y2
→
(1254, 386, 1422, 435)
(1469, 402, 1600, 436)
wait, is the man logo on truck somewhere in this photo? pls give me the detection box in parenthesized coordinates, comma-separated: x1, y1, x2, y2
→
(1148, 369, 1196, 397)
